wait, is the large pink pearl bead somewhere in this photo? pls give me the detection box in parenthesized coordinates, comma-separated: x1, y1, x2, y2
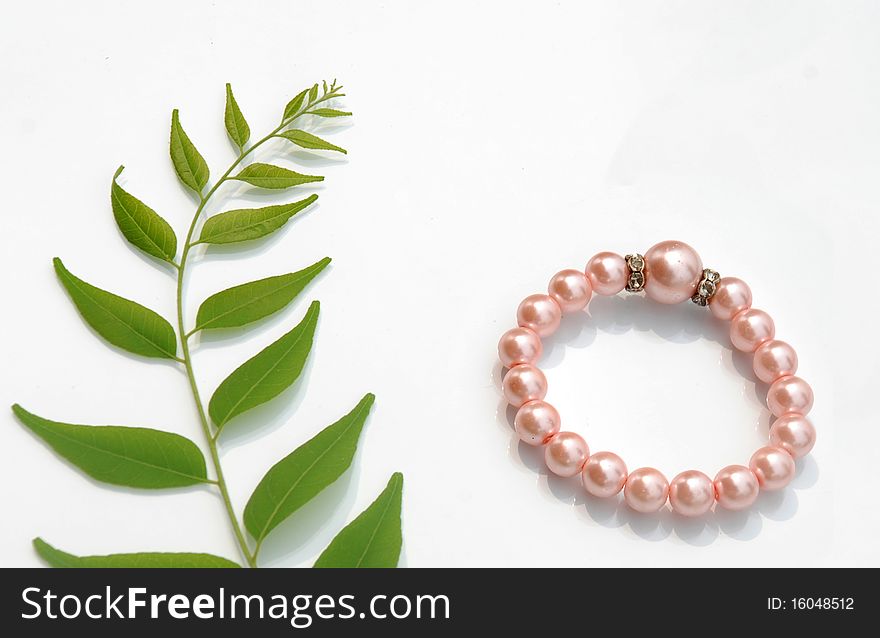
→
(544, 431, 589, 477)
(767, 375, 814, 417)
(585, 252, 628, 296)
(730, 308, 775, 352)
(709, 277, 752, 320)
(668, 470, 715, 517)
(514, 400, 560, 446)
(624, 467, 669, 513)
(516, 294, 562, 337)
(714, 465, 759, 510)
(498, 327, 543, 368)
(548, 269, 592, 313)
(643, 240, 703, 304)
(753, 339, 798, 384)
(749, 446, 796, 490)
(581, 451, 627, 498)
(769, 414, 816, 459)
(502, 364, 548, 407)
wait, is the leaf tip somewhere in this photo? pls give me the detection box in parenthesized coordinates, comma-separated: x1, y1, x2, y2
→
(51, 256, 64, 273)
(225, 82, 232, 91)
(10, 403, 25, 418)
(361, 392, 376, 409)
(113, 165, 125, 180)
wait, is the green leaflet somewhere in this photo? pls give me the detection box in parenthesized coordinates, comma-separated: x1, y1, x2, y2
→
(208, 301, 320, 429)
(308, 108, 352, 118)
(170, 109, 209, 193)
(232, 163, 323, 189)
(196, 195, 318, 245)
(244, 394, 375, 545)
(194, 258, 330, 332)
(54, 258, 178, 360)
(12, 405, 208, 488)
(282, 88, 309, 121)
(308, 83, 319, 103)
(110, 166, 177, 264)
(277, 130, 347, 154)
(34, 539, 239, 568)
(224, 83, 250, 148)
(314, 473, 403, 568)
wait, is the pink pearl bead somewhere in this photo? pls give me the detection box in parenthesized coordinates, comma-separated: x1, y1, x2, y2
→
(714, 465, 759, 510)
(516, 294, 562, 337)
(502, 364, 548, 407)
(729, 308, 775, 352)
(624, 467, 669, 513)
(498, 326, 543, 368)
(514, 400, 560, 446)
(749, 446, 796, 490)
(581, 451, 628, 498)
(544, 432, 589, 477)
(767, 375, 813, 417)
(709, 277, 752, 320)
(668, 470, 715, 517)
(769, 414, 816, 459)
(585, 252, 628, 296)
(548, 269, 592, 313)
(643, 240, 703, 304)
(753, 339, 798, 384)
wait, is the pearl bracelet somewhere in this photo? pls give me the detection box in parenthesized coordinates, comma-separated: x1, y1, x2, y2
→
(498, 240, 815, 516)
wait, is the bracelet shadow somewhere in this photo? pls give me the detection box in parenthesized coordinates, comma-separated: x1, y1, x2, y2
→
(492, 293, 820, 547)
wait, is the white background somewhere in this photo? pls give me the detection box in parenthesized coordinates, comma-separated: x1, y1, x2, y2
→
(1, 1, 877, 568)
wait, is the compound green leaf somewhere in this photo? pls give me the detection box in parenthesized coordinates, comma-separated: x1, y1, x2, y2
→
(224, 83, 250, 148)
(170, 109, 209, 193)
(54, 258, 178, 360)
(244, 394, 375, 544)
(34, 539, 239, 568)
(13, 405, 208, 488)
(110, 166, 177, 264)
(314, 472, 403, 568)
(232, 163, 323, 189)
(277, 130, 347, 154)
(196, 195, 317, 245)
(208, 301, 319, 428)
(194, 258, 330, 332)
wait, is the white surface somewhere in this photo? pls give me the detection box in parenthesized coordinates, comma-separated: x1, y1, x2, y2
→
(1, 0, 878, 568)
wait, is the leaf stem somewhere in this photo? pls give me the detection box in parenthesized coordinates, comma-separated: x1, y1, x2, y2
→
(174, 87, 339, 569)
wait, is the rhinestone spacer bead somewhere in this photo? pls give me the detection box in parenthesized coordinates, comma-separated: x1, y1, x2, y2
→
(625, 253, 646, 292)
(691, 268, 721, 306)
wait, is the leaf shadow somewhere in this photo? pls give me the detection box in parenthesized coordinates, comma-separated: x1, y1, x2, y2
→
(213, 347, 317, 449)
(256, 465, 360, 567)
(495, 293, 818, 546)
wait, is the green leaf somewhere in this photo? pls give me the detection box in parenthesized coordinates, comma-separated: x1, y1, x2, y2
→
(110, 166, 177, 264)
(282, 88, 309, 121)
(232, 163, 323, 189)
(314, 473, 403, 568)
(277, 130, 347, 154)
(208, 301, 320, 428)
(12, 405, 208, 488)
(34, 538, 239, 568)
(54, 258, 178, 360)
(309, 108, 352, 118)
(170, 109, 209, 193)
(197, 195, 317, 245)
(194, 258, 330, 332)
(244, 394, 375, 544)
(224, 83, 250, 148)
(308, 83, 319, 103)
